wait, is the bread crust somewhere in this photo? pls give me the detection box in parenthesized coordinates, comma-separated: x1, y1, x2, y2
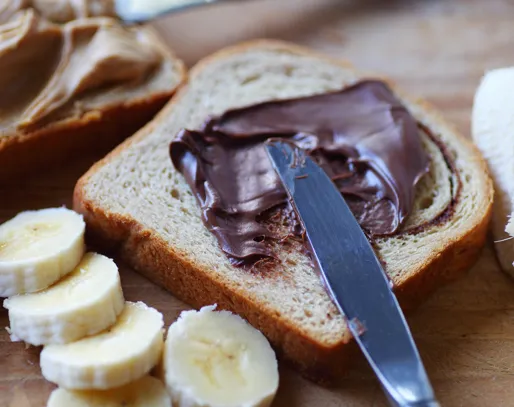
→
(0, 29, 186, 182)
(73, 40, 493, 383)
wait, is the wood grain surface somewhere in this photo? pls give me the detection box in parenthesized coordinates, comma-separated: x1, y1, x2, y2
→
(2, 0, 514, 405)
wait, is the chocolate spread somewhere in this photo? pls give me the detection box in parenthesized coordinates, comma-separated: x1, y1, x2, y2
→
(0, 3, 160, 130)
(170, 81, 430, 265)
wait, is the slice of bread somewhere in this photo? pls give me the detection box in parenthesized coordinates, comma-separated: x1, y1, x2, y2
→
(0, 22, 185, 181)
(473, 67, 514, 275)
(74, 40, 493, 382)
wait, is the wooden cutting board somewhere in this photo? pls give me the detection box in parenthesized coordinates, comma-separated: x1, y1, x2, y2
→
(2, 0, 514, 405)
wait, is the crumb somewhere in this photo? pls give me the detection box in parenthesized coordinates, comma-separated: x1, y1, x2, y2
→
(349, 317, 367, 336)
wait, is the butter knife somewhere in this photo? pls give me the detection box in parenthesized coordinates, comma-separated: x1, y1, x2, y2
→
(265, 141, 440, 407)
(115, 0, 252, 23)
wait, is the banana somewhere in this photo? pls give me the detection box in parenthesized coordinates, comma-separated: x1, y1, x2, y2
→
(0, 207, 85, 297)
(41, 301, 164, 390)
(4, 252, 125, 346)
(47, 376, 171, 407)
(472, 67, 514, 272)
(163, 305, 279, 407)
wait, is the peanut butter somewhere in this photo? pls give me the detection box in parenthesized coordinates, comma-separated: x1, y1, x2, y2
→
(0, 0, 115, 24)
(0, 0, 31, 24)
(32, 0, 115, 23)
(0, 1, 162, 131)
(0, 10, 62, 129)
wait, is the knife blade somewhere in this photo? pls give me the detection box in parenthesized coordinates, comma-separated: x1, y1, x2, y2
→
(266, 140, 439, 407)
(115, 0, 252, 23)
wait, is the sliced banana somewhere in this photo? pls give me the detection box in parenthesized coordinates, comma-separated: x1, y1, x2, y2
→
(47, 376, 171, 407)
(0, 207, 85, 297)
(164, 305, 279, 407)
(41, 301, 164, 390)
(4, 252, 125, 346)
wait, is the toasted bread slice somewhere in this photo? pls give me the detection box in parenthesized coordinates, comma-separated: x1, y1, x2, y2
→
(74, 40, 493, 382)
(0, 24, 185, 181)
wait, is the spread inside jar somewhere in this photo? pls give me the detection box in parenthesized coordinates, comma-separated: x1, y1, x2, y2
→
(0, 0, 162, 132)
(170, 80, 434, 266)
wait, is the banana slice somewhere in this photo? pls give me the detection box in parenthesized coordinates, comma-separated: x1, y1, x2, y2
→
(4, 252, 125, 346)
(163, 305, 279, 407)
(0, 207, 85, 297)
(41, 301, 164, 390)
(47, 376, 171, 407)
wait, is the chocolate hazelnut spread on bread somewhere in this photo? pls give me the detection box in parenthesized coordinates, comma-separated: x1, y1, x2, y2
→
(0, 1, 161, 132)
(170, 80, 431, 266)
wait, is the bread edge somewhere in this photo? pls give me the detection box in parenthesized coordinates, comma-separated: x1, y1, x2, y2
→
(73, 39, 493, 383)
(0, 27, 187, 182)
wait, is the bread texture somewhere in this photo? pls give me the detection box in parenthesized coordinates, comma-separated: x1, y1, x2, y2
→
(74, 40, 493, 382)
(472, 67, 514, 275)
(0, 25, 185, 181)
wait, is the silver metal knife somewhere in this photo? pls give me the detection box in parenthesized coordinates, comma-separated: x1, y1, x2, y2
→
(266, 141, 440, 407)
(115, 0, 254, 23)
